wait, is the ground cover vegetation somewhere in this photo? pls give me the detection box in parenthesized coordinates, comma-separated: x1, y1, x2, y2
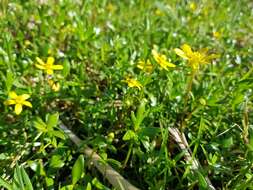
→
(0, 0, 253, 189)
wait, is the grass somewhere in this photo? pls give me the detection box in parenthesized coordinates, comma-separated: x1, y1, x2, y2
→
(0, 0, 253, 189)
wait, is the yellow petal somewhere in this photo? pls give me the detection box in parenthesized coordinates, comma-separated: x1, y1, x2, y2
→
(161, 65, 168, 71)
(124, 78, 142, 89)
(46, 69, 54, 75)
(21, 94, 30, 100)
(52, 83, 60, 92)
(36, 57, 45, 65)
(51, 64, 63, 70)
(137, 60, 145, 69)
(181, 44, 193, 55)
(151, 49, 159, 58)
(4, 100, 16, 105)
(15, 104, 23, 115)
(165, 61, 176, 68)
(174, 48, 188, 59)
(47, 57, 55, 65)
(137, 60, 153, 73)
(161, 54, 167, 61)
(9, 91, 17, 99)
(35, 64, 46, 70)
(48, 79, 54, 86)
(23, 101, 32, 108)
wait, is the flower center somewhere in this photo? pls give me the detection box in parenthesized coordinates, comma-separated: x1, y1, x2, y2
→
(45, 63, 53, 70)
(190, 52, 205, 63)
(15, 96, 24, 104)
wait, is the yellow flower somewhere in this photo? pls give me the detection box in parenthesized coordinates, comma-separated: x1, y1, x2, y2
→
(152, 49, 176, 70)
(35, 57, 63, 75)
(213, 31, 221, 39)
(106, 3, 117, 13)
(24, 40, 31, 47)
(4, 91, 32, 115)
(174, 44, 219, 70)
(137, 59, 153, 73)
(123, 77, 143, 90)
(48, 80, 60, 92)
(189, 2, 197, 11)
(155, 9, 165, 16)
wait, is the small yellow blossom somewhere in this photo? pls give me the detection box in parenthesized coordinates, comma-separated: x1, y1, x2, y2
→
(47, 49, 52, 55)
(213, 31, 221, 39)
(35, 57, 63, 75)
(174, 44, 219, 70)
(107, 3, 117, 13)
(137, 59, 153, 73)
(123, 77, 143, 90)
(24, 40, 31, 47)
(4, 91, 32, 115)
(155, 9, 165, 16)
(189, 2, 197, 11)
(48, 80, 60, 92)
(152, 49, 176, 70)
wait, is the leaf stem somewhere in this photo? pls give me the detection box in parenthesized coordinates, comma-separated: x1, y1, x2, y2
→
(123, 142, 133, 168)
(180, 70, 196, 130)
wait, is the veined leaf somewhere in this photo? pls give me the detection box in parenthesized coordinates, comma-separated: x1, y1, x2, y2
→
(46, 113, 59, 129)
(72, 155, 84, 185)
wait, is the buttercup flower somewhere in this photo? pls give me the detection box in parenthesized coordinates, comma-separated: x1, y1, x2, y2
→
(137, 59, 153, 73)
(35, 57, 63, 75)
(189, 2, 197, 11)
(155, 9, 165, 16)
(213, 31, 221, 39)
(24, 40, 31, 47)
(48, 80, 60, 92)
(4, 91, 32, 115)
(174, 44, 219, 70)
(152, 49, 176, 70)
(106, 3, 117, 13)
(123, 77, 143, 90)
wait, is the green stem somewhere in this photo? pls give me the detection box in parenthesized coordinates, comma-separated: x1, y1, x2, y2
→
(123, 142, 133, 168)
(180, 70, 196, 130)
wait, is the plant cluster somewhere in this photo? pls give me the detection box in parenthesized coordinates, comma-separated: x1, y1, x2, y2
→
(0, 0, 252, 189)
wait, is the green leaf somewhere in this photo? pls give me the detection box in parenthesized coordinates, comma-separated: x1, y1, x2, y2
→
(34, 118, 47, 132)
(12, 166, 33, 190)
(46, 113, 59, 129)
(51, 137, 58, 148)
(45, 177, 54, 187)
(13, 166, 25, 190)
(86, 182, 92, 190)
(138, 127, 160, 138)
(49, 155, 65, 168)
(107, 158, 122, 168)
(20, 166, 33, 190)
(222, 136, 233, 148)
(63, 61, 71, 77)
(0, 177, 12, 190)
(60, 185, 74, 190)
(5, 71, 14, 92)
(92, 178, 109, 190)
(134, 100, 147, 131)
(27, 160, 46, 176)
(247, 130, 253, 151)
(72, 155, 84, 185)
(197, 172, 208, 190)
(51, 130, 66, 140)
(130, 111, 136, 124)
(122, 130, 137, 141)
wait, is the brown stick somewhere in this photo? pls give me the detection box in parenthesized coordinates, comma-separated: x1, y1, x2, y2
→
(60, 123, 140, 190)
(168, 127, 215, 190)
